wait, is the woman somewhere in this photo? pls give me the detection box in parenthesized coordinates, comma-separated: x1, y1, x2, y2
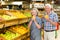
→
(28, 8, 42, 40)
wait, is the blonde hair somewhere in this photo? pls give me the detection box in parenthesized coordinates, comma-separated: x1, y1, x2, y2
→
(31, 8, 39, 16)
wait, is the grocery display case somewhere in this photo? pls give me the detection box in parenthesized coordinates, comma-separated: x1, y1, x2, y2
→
(0, 10, 31, 40)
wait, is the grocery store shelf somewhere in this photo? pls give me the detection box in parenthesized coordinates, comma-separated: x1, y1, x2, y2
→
(0, 23, 4, 29)
(0, 17, 30, 29)
(0, 20, 5, 29)
(8, 29, 30, 40)
(54, 9, 60, 12)
(19, 18, 30, 24)
(13, 32, 30, 40)
(4, 19, 19, 27)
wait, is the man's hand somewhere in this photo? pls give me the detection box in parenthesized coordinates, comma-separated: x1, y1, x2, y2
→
(45, 17, 50, 22)
(44, 15, 50, 21)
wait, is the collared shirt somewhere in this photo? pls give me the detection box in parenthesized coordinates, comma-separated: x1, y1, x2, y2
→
(30, 16, 42, 31)
(30, 16, 42, 40)
(43, 11, 58, 30)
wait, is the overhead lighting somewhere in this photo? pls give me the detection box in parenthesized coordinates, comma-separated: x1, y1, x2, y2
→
(51, 0, 54, 4)
(12, 2, 22, 5)
(32, 0, 44, 1)
(1, 0, 3, 1)
(1, 1, 5, 5)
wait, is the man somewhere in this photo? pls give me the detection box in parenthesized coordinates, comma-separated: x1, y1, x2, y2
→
(43, 4, 58, 40)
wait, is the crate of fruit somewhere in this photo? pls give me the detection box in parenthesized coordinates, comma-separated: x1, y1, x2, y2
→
(4, 19, 18, 27)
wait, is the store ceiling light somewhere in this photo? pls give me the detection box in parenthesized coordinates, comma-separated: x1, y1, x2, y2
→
(0, 0, 3, 1)
(12, 2, 22, 5)
(1, 1, 5, 5)
(32, 0, 44, 1)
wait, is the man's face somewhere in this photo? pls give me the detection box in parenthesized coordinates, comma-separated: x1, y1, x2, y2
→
(45, 6, 51, 13)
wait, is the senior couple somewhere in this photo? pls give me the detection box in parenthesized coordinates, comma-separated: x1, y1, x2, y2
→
(28, 4, 58, 40)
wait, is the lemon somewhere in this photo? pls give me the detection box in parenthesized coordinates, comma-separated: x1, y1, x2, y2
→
(45, 15, 49, 19)
(32, 16, 35, 19)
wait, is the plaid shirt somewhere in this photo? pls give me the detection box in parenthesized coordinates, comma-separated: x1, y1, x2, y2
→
(43, 11, 58, 30)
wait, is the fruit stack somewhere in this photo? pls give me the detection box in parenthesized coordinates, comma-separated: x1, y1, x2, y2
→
(44, 15, 49, 19)
(0, 15, 4, 22)
(38, 14, 44, 18)
(24, 12, 32, 17)
(2, 15, 17, 20)
(0, 31, 20, 40)
(10, 25, 28, 35)
(11, 11, 27, 19)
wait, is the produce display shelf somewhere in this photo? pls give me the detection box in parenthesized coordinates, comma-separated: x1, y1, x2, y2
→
(9, 27, 30, 40)
(13, 32, 30, 40)
(4, 19, 19, 27)
(0, 23, 4, 29)
(54, 10, 60, 12)
(19, 18, 30, 24)
(0, 17, 30, 29)
(8, 27, 30, 40)
(19, 17, 31, 19)
(0, 20, 5, 29)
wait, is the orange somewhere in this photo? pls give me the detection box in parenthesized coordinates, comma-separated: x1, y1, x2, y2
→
(45, 15, 49, 19)
(32, 16, 35, 19)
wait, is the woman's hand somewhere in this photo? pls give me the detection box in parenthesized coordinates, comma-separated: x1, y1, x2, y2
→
(32, 16, 36, 21)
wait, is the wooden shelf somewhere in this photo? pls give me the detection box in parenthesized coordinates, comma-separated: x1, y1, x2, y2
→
(8, 28, 30, 40)
(0, 23, 4, 29)
(4, 19, 18, 27)
(19, 18, 30, 24)
(0, 17, 30, 29)
(13, 32, 30, 40)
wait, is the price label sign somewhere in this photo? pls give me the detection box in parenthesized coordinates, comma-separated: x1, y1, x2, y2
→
(32, 0, 44, 1)
(34, 3, 44, 8)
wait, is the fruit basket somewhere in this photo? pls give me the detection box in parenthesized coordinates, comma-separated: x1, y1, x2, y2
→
(0, 36, 6, 40)
(0, 30, 21, 40)
(9, 26, 28, 35)
(4, 19, 18, 27)
(19, 18, 30, 24)
(0, 23, 4, 29)
(0, 10, 31, 40)
(13, 32, 30, 40)
(8, 25, 30, 40)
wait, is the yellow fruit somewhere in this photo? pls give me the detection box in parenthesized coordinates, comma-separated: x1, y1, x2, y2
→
(39, 14, 44, 18)
(2, 15, 11, 20)
(0, 15, 2, 17)
(11, 12, 27, 18)
(32, 16, 35, 19)
(10, 16, 17, 19)
(10, 25, 28, 35)
(2, 15, 17, 20)
(45, 15, 49, 19)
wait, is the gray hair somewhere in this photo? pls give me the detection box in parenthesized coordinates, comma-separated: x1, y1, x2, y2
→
(31, 8, 39, 16)
(45, 4, 53, 8)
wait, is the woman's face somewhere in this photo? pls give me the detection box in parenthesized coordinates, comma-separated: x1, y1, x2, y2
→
(31, 10, 37, 16)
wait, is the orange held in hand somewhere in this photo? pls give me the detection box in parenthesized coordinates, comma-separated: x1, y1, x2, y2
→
(32, 16, 35, 19)
(45, 15, 49, 19)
